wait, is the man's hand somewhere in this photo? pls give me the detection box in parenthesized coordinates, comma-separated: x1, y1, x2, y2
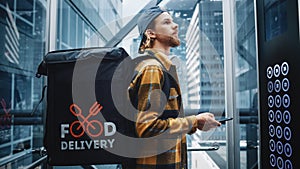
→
(196, 112, 221, 131)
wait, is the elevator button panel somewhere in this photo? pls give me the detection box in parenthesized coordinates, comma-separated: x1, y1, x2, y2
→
(267, 61, 292, 169)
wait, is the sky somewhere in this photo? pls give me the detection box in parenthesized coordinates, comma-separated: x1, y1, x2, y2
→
(122, 0, 152, 19)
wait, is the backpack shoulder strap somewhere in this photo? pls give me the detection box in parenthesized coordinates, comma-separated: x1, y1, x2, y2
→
(132, 54, 171, 101)
(132, 54, 167, 71)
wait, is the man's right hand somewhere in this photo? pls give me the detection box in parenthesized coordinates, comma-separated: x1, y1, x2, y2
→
(195, 112, 221, 131)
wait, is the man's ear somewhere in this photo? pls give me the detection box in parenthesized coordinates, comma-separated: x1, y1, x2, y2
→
(145, 29, 156, 39)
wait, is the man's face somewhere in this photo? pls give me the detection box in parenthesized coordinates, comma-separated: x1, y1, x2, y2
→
(152, 12, 180, 47)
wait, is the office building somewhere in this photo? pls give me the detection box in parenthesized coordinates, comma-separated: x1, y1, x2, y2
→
(186, 1, 225, 112)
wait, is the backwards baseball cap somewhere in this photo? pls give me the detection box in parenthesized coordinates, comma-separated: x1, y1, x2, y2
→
(137, 6, 168, 52)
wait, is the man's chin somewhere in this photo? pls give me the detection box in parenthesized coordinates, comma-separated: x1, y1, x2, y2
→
(170, 37, 180, 47)
(156, 34, 181, 47)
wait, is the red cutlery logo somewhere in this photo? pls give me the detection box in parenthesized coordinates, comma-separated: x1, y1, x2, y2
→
(69, 102, 103, 138)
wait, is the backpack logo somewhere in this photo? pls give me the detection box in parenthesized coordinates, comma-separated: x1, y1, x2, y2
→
(60, 101, 117, 151)
(69, 102, 103, 138)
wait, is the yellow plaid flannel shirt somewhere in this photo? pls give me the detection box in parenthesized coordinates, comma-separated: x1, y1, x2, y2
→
(128, 49, 198, 169)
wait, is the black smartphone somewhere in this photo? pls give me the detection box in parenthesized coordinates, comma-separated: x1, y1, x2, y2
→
(218, 117, 233, 123)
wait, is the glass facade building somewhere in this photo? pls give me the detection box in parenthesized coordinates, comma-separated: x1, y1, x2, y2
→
(0, 0, 123, 168)
(0, 0, 47, 163)
(186, 1, 225, 112)
(0, 0, 281, 168)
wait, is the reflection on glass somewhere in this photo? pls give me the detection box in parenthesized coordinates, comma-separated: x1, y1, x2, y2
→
(235, 0, 258, 168)
(0, 0, 46, 166)
(264, 0, 288, 41)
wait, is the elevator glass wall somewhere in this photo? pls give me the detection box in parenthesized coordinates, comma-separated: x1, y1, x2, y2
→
(0, 0, 259, 168)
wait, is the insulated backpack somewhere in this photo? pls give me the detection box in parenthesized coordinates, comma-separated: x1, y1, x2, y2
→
(36, 47, 173, 166)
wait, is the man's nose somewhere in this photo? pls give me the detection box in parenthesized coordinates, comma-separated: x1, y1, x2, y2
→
(173, 22, 178, 29)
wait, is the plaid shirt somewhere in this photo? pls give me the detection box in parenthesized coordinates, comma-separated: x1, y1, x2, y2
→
(128, 49, 198, 169)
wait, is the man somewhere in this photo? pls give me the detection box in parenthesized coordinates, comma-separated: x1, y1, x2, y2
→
(127, 6, 221, 169)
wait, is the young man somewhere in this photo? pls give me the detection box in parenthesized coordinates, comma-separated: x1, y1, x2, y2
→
(127, 6, 221, 169)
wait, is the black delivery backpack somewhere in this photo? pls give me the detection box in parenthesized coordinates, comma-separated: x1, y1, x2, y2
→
(36, 47, 171, 166)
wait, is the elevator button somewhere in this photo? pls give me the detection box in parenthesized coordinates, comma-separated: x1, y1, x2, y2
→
(283, 110, 291, 124)
(270, 154, 276, 167)
(268, 95, 274, 108)
(274, 64, 280, 77)
(269, 125, 275, 137)
(277, 156, 284, 169)
(275, 110, 282, 123)
(276, 126, 283, 138)
(282, 78, 289, 92)
(274, 80, 281, 92)
(281, 62, 289, 76)
(275, 95, 281, 108)
(268, 81, 273, 93)
(285, 160, 293, 169)
(276, 141, 283, 154)
(282, 94, 290, 108)
(284, 143, 292, 158)
(267, 66, 273, 79)
(269, 139, 276, 152)
(284, 127, 291, 141)
(268, 110, 275, 122)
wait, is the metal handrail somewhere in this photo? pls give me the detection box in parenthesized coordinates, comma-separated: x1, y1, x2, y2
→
(187, 145, 220, 151)
(0, 150, 30, 167)
(1, 108, 258, 125)
(0, 147, 47, 167)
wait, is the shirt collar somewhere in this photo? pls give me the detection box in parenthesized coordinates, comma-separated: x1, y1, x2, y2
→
(145, 49, 172, 70)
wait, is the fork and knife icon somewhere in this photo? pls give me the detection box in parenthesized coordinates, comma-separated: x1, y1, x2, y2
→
(69, 101, 104, 138)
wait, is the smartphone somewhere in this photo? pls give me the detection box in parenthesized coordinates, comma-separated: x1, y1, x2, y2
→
(218, 117, 233, 123)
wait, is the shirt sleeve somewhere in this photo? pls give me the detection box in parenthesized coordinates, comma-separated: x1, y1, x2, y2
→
(134, 65, 198, 138)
